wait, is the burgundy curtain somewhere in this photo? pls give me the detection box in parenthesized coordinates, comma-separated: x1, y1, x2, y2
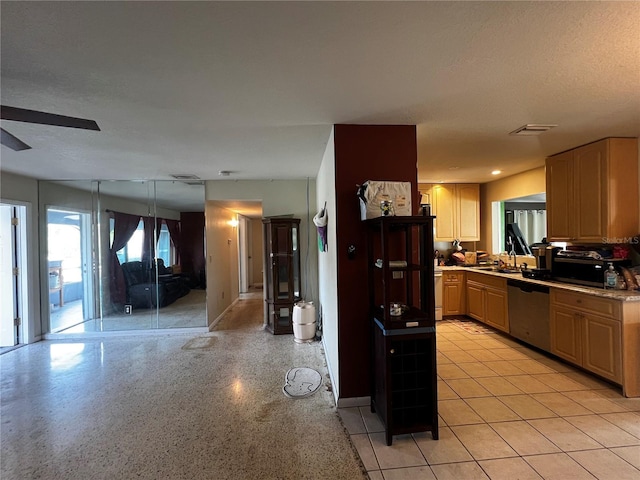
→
(165, 219, 181, 264)
(109, 212, 142, 306)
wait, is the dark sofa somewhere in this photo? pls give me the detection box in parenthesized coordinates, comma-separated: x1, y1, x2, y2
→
(121, 261, 190, 309)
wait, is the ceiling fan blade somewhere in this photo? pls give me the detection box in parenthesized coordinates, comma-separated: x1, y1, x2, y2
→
(1, 128, 31, 151)
(1, 105, 100, 131)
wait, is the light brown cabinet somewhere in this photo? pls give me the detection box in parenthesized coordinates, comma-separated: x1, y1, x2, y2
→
(466, 272, 508, 333)
(550, 289, 622, 383)
(419, 183, 480, 242)
(443, 271, 465, 316)
(583, 314, 621, 381)
(549, 306, 582, 364)
(546, 138, 639, 243)
(545, 150, 573, 241)
(466, 280, 484, 320)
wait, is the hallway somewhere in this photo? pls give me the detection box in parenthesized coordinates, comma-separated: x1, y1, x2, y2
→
(0, 294, 366, 479)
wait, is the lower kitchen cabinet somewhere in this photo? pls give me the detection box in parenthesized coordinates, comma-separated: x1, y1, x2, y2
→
(550, 289, 622, 384)
(371, 320, 438, 446)
(443, 271, 465, 316)
(466, 281, 484, 320)
(550, 307, 582, 365)
(466, 272, 509, 333)
(583, 314, 621, 381)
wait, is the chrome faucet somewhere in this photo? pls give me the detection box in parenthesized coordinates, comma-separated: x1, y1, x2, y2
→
(507, 236, 517, 269)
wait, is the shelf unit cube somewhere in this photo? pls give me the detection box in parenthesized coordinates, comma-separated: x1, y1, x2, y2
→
(366, 216, 438, 445)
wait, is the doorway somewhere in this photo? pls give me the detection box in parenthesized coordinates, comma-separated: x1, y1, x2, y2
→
(0, 203, 27, 351)
(47, 207, 95, 333)
(238, 215, 249, 294)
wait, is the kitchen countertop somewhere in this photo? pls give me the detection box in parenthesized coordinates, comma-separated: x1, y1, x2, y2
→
(440, 265, 640, 302)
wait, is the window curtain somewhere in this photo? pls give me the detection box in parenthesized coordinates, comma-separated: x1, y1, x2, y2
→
(109, 212, 142, 306)
(514, 210, 547, 246)
(165, 219, 181, 264)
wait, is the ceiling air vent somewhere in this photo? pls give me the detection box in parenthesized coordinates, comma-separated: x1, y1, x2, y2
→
(170, 174, 200, 180)
(509, 124, 557, 136)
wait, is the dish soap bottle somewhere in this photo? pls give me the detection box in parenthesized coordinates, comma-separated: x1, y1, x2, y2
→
(604, 263, 617, 289)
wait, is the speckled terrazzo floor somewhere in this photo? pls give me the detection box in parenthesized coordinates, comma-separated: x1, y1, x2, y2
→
(1, 294, 367, 480)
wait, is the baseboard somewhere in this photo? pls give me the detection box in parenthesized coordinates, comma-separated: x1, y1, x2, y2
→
(322, 335, 340, 405)
(321, 337, 370, 408)
(337, 396, 370, 408)
(208, 297, 240, 330)
(44, 327, 209, 340)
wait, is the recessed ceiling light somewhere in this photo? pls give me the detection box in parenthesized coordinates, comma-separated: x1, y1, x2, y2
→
(492, 170, 502, 175)
(448, 166, 460, 170)
(218, 170, 231, 176)
(509, 124, 557, 136)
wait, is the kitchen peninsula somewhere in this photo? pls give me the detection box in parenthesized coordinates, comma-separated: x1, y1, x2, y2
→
(440, 266, 640, 398)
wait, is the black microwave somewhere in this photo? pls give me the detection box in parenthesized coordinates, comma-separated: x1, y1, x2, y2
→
(552, 257, 631, 288)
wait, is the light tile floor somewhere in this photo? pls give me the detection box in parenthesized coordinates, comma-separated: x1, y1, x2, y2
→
(339, 318, 640, 480)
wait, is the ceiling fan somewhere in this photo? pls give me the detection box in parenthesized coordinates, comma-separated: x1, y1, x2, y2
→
(0, 105, 100, 151)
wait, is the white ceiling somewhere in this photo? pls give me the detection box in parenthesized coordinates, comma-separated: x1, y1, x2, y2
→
(1, 1, 639, 212)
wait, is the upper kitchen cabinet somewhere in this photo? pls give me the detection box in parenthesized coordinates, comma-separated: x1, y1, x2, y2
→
(420, 184, 480, 242)
(546, 138, 639, 243)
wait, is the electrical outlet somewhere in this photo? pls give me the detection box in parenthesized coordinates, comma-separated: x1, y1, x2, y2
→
(124, 304, 132, 315)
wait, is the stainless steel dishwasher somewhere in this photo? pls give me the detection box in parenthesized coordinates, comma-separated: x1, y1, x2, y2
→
(507, 279, 550, 351)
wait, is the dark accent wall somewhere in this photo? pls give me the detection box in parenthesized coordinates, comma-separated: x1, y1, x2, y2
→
(180, 212, 206, 288)
(334, 124, 418, 398)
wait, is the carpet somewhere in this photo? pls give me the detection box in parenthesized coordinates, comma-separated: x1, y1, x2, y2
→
(448, 318, 497, 335)
(283, 367, 322, 399)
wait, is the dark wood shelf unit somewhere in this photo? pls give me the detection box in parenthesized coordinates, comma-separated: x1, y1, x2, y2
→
(367, 216, 438, 445)
(262, 217, 301, 335)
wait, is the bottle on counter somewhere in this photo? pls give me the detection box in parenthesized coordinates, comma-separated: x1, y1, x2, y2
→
(605, 263, 617, 289)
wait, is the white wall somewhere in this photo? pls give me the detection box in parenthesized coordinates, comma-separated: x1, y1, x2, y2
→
(250, 218, 263, 286)
(204, 202, 240, 324)
(315, 128, 340, 402)
(0, 172, 41, 342)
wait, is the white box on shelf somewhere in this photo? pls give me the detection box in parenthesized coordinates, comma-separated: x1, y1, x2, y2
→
(358, 180, 412, 220)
